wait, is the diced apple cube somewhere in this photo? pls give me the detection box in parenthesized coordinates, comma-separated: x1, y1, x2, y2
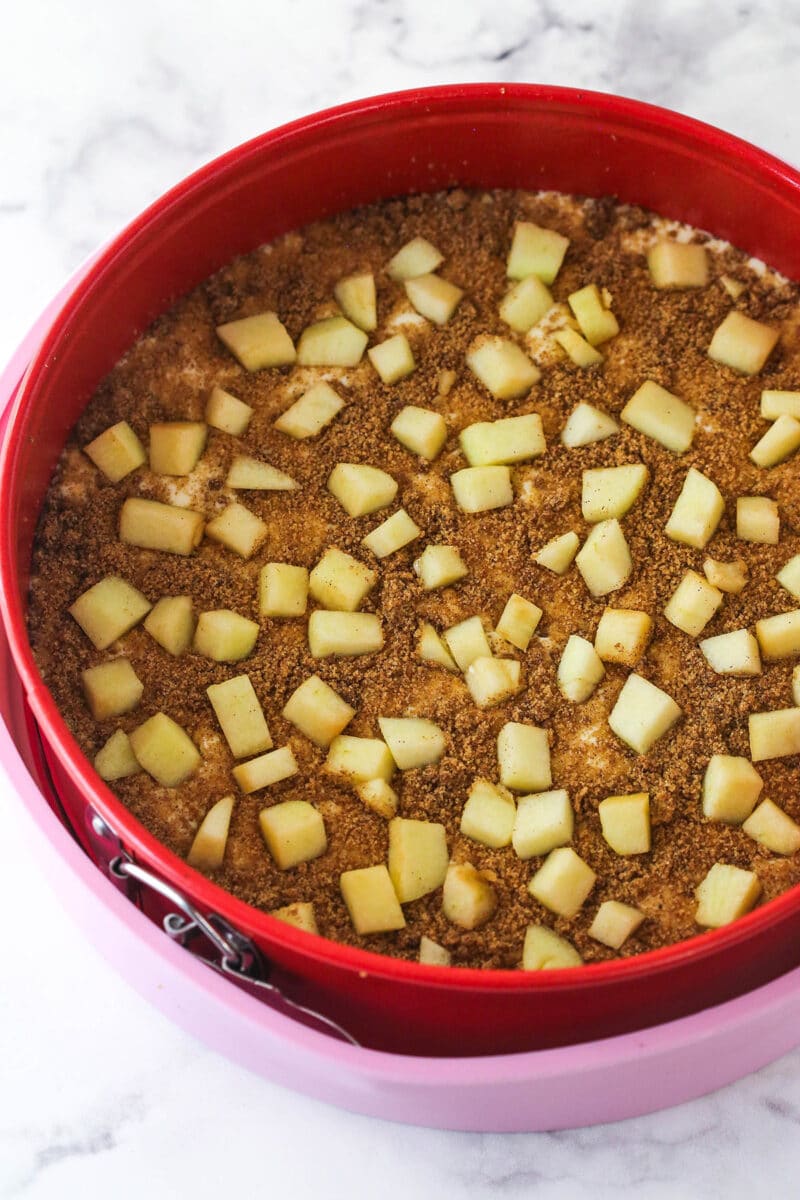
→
(450, 465, 513, 513)
(749, 707, 800, 761)
(119, 497, 204, 556)
(82, 658, 143, 720)
(362, 509, 422, 558)
(327, 463, 397, 517)
(598, 792, 650, 855)
(647, 239, 709, 288)
(460, 779, 516, 849)
(557, 634, 605, 703)
(438, 368, 457, 395)
(522, 925, 582, 969)
(94, 729, 140, 781)
(405, 273, 463, 325)
(271, 902, 319, 935)
(442, 862, 498, 929)
(282, 674, 355, 747)
(581, 463, 649, 522)
(750, 414, 800, 468)
(259, 799, 326, 868)
(259, 563, 309, 618)
(308, 611, 383, 658)
(589, 901, 645, 950)
(275, 380, 345, 439)
(144, 596, 195, 655)
(621, 380, 695, 454)
(419, 936, 451, 966)
(129, 712, 201, 786)
(594, 608, 653, 667)
(466, 335, 540, 399)
(309, 547, 375, 612)
(499, 274, 553, 332)
(417, 622, 459, 671)
(664, 468, 725, 549)
(498, 721, 551, 792)
(708, 311, 779, 375)
(340, 865, 405, 934)
(368, 333, 415, 384)
(535, 531, 580, 574)
(334, 271, 377, 331)
(721, 274, 746, 299)
(761, 390, 800, 420)
(84, 421, 145, 482)
(460, 414, 545, 466)
(234, 745, 298, 793)
(737, 496, 779, 544)
(390, 405, 447, 461)
(702, 754, 764, 823)
(205, 502, 267, 559)
(575, 519, 632, 597)
(388, 816, 449, 902)
(226, 455, 298, 491)
(777, 555, 800, 600)
(69, 575, 151, 650)
(495, 593, 542, 650)
(206, 386, 253, 436)
(465, 656, 521, 708)
(561, 402, 619, 447)
(507, 221, 569, 284)
(512, 789, 573, 859)
(216, 311, 296, 370)
(193, 610, 259, 662)
(700, 628, 761, 676)
(664, 570, 724, 637)
(378, 717, 445, 770)
(149, 422, 207, 475)
(695, 862, 761, 927)
(187, 795, 234, 871)
(743, 799, 800, 855)
(755, 610, 800, 660)
(567, 284, 619, 345)
(443, 616, 492, 671)
(356, 778, 399, 820)
(206, 674, 272, 759)
(608, 673, 682, 754)
(414, 545, 468, 590)
(552, 327, 604, 367)
(326, 735, 395, 783)
(528, 847, 596, 918)
(297, 316, 367, 366)
(703, 557, 748, 594)
(386, 236, 443, 280)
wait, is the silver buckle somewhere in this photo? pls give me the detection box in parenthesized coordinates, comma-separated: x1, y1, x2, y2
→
(88, 809, 358, 1045)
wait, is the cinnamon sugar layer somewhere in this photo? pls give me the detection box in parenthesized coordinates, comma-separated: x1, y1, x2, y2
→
(28, 189, 800, 968)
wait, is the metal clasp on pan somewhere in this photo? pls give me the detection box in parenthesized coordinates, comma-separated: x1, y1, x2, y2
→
(89, 809, 358, 1045)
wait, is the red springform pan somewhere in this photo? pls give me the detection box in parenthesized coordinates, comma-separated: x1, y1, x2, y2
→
(2, 83, 800, 1057)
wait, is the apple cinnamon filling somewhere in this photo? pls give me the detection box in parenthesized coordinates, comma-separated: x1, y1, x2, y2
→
(28, 188, 800, 970)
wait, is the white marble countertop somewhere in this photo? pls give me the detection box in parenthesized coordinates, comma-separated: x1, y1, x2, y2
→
(4, 1, 800, 1195)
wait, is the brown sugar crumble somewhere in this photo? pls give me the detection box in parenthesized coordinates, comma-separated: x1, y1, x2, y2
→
(27, 187, 800, 970)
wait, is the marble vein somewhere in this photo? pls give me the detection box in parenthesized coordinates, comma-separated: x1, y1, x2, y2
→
(4, 1093, 148, 1197)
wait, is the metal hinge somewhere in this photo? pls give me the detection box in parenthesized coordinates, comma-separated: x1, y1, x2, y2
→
(88, 809, 358, 1046)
